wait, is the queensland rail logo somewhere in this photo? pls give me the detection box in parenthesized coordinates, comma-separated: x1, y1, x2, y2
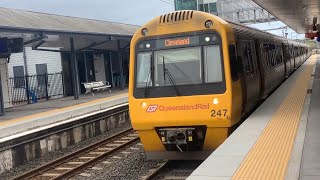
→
(147, 103, 209, 112)
(146, 105, 158, 112)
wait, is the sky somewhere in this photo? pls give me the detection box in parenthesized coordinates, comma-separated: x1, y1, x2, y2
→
(0, 0, 304, 39)
(249, 21, 305, 39)
(0, 0, 175, 25)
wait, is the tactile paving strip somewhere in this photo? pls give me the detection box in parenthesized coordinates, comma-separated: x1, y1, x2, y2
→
(232, 57, 316, 180)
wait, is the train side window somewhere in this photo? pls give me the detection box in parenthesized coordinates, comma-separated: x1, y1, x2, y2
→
(229, 45, 240, 81)
(275, 45, 282, 65)
(245, 43, 254, 75)
(136, 52, 152, 87)
(265, 44, 282, 68)
(270, 45, 276, 67)
(249, 42, 257, 73)
(283, 45, 290, 61)
(262, 44, 270, 68)
(288, 45, 292, 60)
(204, 45, 223, 83)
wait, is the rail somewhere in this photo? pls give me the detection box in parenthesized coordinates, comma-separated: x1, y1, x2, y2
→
(12, 128, 139, 180)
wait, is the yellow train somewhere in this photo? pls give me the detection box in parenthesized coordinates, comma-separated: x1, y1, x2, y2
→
(129, 11, 311, 160)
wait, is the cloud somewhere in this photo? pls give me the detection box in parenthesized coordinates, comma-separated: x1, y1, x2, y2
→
(0, 0, 175, 25)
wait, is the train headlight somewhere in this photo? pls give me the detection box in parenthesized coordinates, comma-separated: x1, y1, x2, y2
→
(212, 35, 217, 42)
(205, 20, 213, 28)
(141, 102, 147, 108)
(146, 43, 151, 48)
(141, 28, 148, 36)
(205, 37, 210, 42)
(212, 98, 219, 105)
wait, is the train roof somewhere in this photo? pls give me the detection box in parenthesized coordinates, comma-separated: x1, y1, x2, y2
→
(224, 17, 309, 47)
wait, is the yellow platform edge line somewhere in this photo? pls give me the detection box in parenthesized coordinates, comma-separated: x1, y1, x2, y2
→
(232, 56, 316, 180)
(0, 93, 128, 126)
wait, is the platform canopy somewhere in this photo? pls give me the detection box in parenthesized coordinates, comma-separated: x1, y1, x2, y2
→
(252, 0, 320, 34)
(0, 7, 140, 110)
(0, 7, 139, 51)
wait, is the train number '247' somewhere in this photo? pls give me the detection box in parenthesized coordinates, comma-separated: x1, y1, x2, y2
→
(211, 109, 228, 117)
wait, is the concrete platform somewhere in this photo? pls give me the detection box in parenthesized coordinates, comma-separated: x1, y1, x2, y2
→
(299, 58, 320, 180)
(0, 89, 128, 140)
(188, 55, 318, 180)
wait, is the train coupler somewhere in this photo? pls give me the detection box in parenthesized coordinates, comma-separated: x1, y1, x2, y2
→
(156, 126, 206, 151)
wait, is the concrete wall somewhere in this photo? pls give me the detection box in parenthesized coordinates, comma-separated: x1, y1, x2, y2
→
(0, 110, 129, 174)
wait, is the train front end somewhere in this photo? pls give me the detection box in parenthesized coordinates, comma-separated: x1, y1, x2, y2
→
(129, 11, 242, 159)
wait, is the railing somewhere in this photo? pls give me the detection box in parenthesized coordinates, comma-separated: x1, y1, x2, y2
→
(8, 72, 64, 106)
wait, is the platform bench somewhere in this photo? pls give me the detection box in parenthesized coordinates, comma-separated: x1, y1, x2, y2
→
(82, 81, 111, 96)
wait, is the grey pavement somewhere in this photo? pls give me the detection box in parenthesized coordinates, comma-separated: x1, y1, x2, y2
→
(0, 88, 128, 121)
(300, 58, 320, 180)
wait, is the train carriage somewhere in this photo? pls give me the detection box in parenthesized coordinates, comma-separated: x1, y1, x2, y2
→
(129, 11, 310, 160)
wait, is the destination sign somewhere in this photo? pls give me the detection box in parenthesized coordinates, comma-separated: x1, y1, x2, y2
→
(165, 37, 190, 47)
(156, 36, 199, 49)
(136, 33, 219, 51)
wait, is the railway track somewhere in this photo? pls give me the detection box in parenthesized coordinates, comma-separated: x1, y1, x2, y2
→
(12, 128, 139, 180)
(142, 160, 202, 180)
(143, 161, 169, 180)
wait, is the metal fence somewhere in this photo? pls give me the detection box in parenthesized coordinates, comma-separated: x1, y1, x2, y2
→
(9, 72, 64, 105)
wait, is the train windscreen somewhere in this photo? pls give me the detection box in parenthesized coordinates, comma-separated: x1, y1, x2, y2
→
(136, 46, 223, 88)
(134, 32, 225, 98)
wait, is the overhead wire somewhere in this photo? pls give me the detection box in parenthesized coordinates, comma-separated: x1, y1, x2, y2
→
(221, 0, 248, 21)
(221, 0, 273, 23)
(230, 0, 256, 20)
(217, 1, 237, 20)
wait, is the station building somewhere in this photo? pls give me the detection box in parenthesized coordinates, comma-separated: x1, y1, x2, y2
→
(174, 0, 276, 23)
(0, 7, 139, 115)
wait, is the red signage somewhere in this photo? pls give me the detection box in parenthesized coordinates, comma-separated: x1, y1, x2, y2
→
(159, 104, 209, 111)
(165, 37, 190, 47)
(305, 32, 317, 39)
(145, 103, 209, 113)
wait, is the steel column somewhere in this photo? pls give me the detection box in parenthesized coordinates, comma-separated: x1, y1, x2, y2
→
(0, 64, 4, 116)
(83, 52, 88, 82)
(44, 73, 49, 100)
(117, 40, 124, 90)
(23, 46, 31, 104)
(109, 52, 114, 87)
(70, 37, 79, 100)
(23, 46, 28, 75)
(119, 52, 124, 90)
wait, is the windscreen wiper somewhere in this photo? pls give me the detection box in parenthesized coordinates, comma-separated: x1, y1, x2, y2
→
(144, 67, 152, 97)
(166, 59, 194, 83)
(163, 57, 181, 96)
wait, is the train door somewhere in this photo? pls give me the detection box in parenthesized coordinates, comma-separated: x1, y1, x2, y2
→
(289, 45, 295, 73)
(282, 43, 291, 77)
(294, 47, 298, 69)
(299, 47, 302, 66)
(238, 40, 261, 112)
